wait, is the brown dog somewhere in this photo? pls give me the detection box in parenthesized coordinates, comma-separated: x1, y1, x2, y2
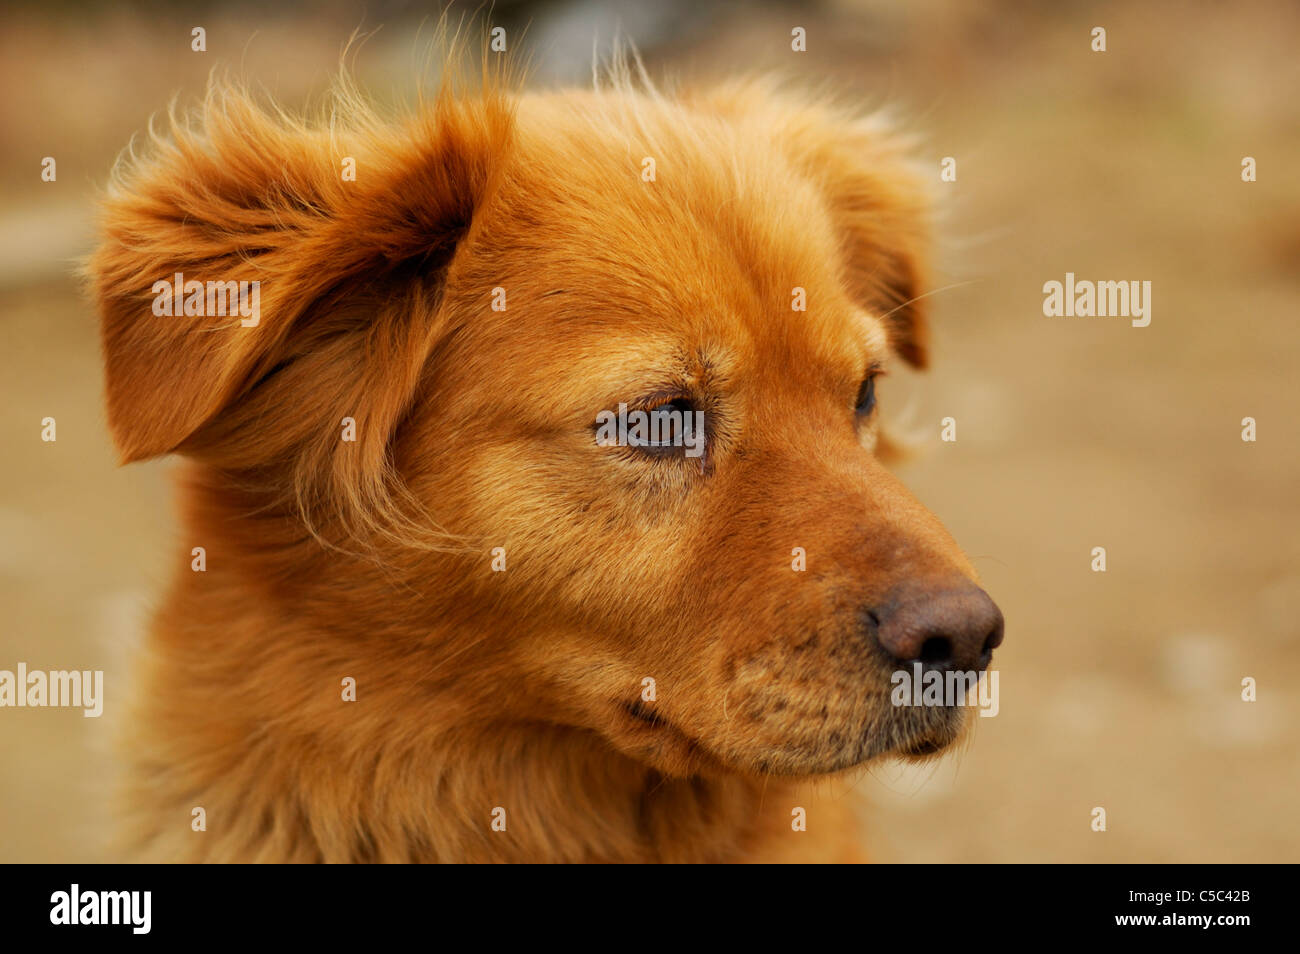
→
(88, 63, 1002, 862)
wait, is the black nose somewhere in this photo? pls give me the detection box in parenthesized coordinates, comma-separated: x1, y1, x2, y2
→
(869, 581, 1004, 673)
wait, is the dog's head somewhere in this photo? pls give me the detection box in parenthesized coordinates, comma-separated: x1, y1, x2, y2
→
(89, 73, 1001, 779)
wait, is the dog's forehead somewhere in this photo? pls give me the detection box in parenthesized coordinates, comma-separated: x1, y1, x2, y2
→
(495, 95, 875, 372)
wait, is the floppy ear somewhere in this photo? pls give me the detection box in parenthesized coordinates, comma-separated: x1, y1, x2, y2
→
(87, 82, 513, 465)
(801, 115, 932, 369)
(694, 82, 933, 368)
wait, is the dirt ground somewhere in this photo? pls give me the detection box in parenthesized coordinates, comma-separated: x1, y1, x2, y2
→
(1, 0, 1297, 862)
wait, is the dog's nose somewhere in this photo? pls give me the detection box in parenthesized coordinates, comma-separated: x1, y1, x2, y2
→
(870, 581, 1004, 672)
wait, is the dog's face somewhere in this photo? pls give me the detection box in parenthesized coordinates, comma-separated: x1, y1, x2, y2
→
(91, 79, 1001, 782)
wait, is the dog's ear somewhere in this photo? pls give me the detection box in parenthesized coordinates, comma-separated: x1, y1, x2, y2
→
(803, 115, 931, 369)
(695, 83, 932, 368)
(87, 83, 513, 464)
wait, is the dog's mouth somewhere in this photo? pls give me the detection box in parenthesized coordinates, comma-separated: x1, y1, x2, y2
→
(612, 695, 737, 776)
(898, 735, 949, 758)
(891, 710, 967, 761)
(615, 692, 963, 775)
(621, 698, 669, 729)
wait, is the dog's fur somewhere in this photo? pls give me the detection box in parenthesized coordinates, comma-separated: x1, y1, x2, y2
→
(89, 57, 990, 863)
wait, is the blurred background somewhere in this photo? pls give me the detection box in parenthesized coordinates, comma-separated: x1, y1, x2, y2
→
(1, 0, 1297, 862)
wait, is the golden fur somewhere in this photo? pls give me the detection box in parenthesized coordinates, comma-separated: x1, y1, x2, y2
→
(88, 54, 991, 863)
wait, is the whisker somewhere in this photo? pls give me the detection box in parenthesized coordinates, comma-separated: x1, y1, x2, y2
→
(877, 278, 982, 323)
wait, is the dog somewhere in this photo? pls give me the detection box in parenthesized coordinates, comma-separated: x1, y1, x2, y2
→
(87, 57, 1003, 863)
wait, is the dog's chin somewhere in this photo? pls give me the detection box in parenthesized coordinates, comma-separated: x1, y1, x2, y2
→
(893, 726, 962, 761)
(605, 696, 970, 778)
(751, 706, 970, 776)
(880, 705, 969, 764)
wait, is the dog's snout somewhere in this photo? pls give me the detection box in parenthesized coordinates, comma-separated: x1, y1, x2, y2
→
(869, 582, 1004, 673)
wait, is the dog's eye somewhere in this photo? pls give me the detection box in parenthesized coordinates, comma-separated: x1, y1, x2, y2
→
(855, 376, 877, 417)
(635, 398, 697, 454)
(594, 395, 707, 463)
